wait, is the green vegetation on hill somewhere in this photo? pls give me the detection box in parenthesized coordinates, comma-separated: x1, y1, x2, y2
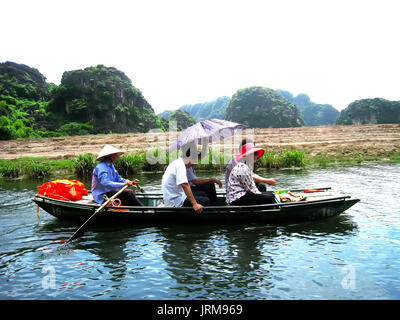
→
(0, 61, 51, 101)
(336, 98, 400, 125)
(168, 110, 196, 131)
(179, 96, 230, 121)
(0, 62, 163, 140)
(158, 110, 174, 120)
(158, 96, 230, 123)
(0, 62, 60, 140)
(0, 96, 53, 140)
(2, 61, 399, 141)
(48, 64, 159, 134)
(225, 87, 305, 128)
(277, 90, 339, 126)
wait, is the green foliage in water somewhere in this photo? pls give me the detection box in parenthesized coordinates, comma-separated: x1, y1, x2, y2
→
(390, 152, 400, 162)
(0, 158, 52, 179)
(74, 154, 96, 178)
(257, 149, 306, 169)
(0, 161, 21, 178)
(280, 149, 306, 167)
(24, 162, 51, 178)
(115, 153, 146, 176)
(1, 147, 399, 181)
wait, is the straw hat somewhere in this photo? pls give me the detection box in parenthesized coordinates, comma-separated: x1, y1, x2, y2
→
(235, 143, 265, 161)
(96, 144, 124, 161)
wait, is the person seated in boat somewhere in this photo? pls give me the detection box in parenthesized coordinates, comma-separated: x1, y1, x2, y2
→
(186, 151, 223, 206)
(225, 139, 276, 192)
(162, 146, 210, 214)
(92, 144, 144, 206)
(226, 143, 276, 206)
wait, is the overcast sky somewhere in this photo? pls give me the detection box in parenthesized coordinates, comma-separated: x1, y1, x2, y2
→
(1, 0, 399, 114)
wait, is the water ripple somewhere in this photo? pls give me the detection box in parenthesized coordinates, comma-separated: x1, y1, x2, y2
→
(1, 164, 400, 299)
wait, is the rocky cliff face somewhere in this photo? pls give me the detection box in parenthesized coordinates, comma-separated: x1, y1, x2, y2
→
(49, 65, 159, 133)
(0, 61, 51, 101)
(336, 98, 400, 125)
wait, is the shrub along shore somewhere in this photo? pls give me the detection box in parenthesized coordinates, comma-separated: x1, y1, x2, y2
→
(1, 148, 399, 180)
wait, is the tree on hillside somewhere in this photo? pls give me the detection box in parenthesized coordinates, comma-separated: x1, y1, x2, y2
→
(179, 96, 230, 121)
(47, 65, 159, 133)
(276, 89, 339, 126)
(336, 98, 400, 125)
(225, 87, 305, 128)
(168, 110, 196, 131)
(0, 61, 50, 101)
(0, 62, 56, 139)
(158, 110, 174, 120)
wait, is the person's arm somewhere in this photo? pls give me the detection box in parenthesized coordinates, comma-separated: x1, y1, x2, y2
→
(111, 163, 140, 187)
(181, 183, 203, 214)
(98, 170, 125, 190)
(191, 177, 223, 188)
(253, 173, 276, 186)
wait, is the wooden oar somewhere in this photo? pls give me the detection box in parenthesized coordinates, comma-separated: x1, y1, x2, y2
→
(65, 184, 129, 243)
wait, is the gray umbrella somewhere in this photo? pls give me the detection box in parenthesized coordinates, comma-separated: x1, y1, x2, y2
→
(168, 118, 246, 153)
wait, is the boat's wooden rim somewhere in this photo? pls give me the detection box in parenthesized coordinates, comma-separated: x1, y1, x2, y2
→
(33, 193, 358, 212)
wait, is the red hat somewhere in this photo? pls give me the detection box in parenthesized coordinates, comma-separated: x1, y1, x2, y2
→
(235, 143, 265, 161)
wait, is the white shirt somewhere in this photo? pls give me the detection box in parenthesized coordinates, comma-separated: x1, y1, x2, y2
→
(161, 158, 189, 207)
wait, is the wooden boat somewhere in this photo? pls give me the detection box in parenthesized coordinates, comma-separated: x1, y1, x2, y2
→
(33, 187, 359, 224)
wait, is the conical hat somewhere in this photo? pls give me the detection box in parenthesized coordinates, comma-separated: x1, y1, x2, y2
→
(96, 144, 124, 161)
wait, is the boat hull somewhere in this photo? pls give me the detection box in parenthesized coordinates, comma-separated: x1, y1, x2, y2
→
(33, 193, 360, 224)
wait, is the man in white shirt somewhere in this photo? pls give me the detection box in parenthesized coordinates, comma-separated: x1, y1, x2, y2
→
(162, 148, 210, 213)
(186, 159, 222, 205)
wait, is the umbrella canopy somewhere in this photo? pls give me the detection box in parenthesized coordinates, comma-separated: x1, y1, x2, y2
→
(169, 119, 246, 153)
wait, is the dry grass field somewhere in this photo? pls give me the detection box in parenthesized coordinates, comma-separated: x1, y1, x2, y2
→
(0, 124, 399, 160)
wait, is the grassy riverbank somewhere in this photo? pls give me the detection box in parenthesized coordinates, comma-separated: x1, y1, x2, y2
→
(1, 148, 399, 180)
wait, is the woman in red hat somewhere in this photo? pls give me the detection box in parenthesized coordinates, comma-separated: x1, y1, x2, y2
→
(226, 143, 276, 206)
(225, 139, 276, 193)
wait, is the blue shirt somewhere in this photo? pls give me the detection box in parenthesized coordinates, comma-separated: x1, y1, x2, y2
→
(91, 161, 127, 204)
(186, 166, 198, 187)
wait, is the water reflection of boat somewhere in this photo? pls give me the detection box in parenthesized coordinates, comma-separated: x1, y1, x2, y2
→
(33, 188, 359, 224)
(159, 217, 358, 299)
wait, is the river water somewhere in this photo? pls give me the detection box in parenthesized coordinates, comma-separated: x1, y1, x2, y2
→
(0, 163, 399, 300)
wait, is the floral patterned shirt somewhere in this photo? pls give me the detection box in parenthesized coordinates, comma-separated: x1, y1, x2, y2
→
(226, 162, 260, 204)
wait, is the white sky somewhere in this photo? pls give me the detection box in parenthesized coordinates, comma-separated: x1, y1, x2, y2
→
(1, 0, 399, 113)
